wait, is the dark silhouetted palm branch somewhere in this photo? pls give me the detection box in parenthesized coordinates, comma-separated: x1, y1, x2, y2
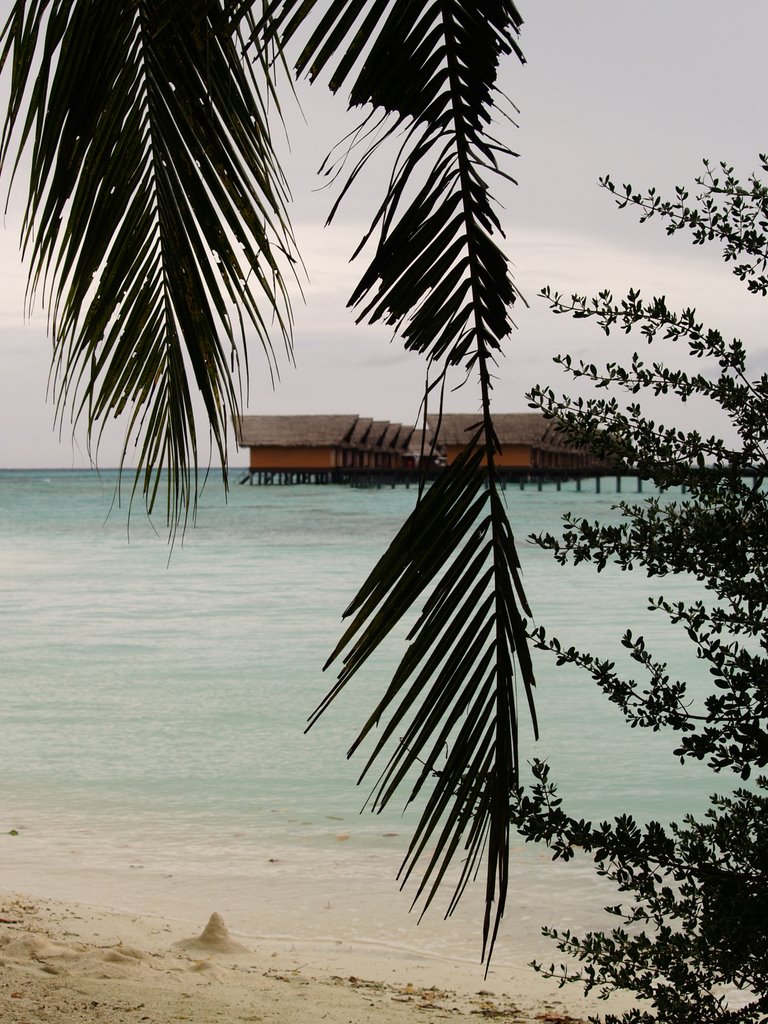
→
(260, 0, 538, 962)
(0, 0, 296, 527)
(314, 430, 537, 961)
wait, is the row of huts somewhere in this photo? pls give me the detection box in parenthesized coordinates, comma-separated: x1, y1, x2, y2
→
(234, 413, 603, 474)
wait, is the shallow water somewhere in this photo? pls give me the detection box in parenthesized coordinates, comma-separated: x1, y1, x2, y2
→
(0, 469, 725, 962)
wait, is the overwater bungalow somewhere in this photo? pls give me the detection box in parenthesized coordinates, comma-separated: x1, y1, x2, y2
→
(234, 411, 599, 478)
(234, 414, 417, 473)
(430, 412, 598, 472)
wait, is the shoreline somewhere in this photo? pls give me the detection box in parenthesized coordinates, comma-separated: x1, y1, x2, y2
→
(0, 888, 633, 1024)
(0, 823, 620, 969)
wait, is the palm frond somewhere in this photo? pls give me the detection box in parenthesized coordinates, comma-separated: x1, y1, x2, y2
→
(258, 0, 537, 963)
(0, 0, 296, 529)
(263, 0, 525, 363)
(314, 432, 537, 960)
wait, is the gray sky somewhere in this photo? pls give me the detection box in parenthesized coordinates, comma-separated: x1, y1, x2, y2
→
(1, 0, 766, 467)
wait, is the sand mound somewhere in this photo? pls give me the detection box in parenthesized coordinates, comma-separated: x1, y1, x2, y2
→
(173, 912, 251, 955)
(102, 946, 147, 964)
(0, 932, 82, 960)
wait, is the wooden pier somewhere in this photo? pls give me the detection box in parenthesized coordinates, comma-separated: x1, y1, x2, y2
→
(237, 466, 699, 493)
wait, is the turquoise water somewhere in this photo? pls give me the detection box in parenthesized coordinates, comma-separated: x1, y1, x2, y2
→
(0, 469, 726, 956)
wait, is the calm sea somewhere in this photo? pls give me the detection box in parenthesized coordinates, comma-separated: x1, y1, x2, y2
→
(0, 469, 726, 963)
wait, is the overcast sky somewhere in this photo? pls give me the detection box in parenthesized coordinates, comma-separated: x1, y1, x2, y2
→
(1, 1, 766, 468)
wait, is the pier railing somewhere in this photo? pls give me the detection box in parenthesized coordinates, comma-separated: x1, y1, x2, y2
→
(238, 465, 764, 492)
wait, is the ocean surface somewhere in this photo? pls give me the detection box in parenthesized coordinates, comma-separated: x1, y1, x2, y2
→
(0, 468, 728, 965)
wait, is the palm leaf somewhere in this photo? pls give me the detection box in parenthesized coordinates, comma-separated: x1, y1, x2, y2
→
(257, 0, 536, 963)
(0, 0, 297, 529)
(313, 432, 537, 960)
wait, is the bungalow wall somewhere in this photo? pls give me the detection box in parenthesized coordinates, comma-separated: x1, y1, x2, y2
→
(373, 450, 398, 468)
(248, 445, 338, 469)
(497, 443, 538, 468)
(340, 448, 366, 468)
(443, 442, 536, 468)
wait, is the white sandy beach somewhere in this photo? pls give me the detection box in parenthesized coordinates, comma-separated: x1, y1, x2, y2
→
(0, 811, 644, 1024)
(0, 889, 638, 1024)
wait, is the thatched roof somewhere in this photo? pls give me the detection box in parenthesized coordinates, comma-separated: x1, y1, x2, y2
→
(381, 422, 412, 450)
(235, 414, 417, 453)
(366, 420, 413, 450)
(234, 412, 570, 454)
(235, 414, 360, 448)
(347, 417, 374, 447)
(431, 412, 569, 449)
(367, 419, 391, 448)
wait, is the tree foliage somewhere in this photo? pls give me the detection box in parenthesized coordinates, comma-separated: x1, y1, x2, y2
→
(0, 0, 536, 963)
(516, 161, 768, 1022)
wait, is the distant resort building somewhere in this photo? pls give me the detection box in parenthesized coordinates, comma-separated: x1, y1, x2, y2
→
(234, 412, 604, 484)
(234, 414, 418, 472)
(431, 412, 597, 471)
